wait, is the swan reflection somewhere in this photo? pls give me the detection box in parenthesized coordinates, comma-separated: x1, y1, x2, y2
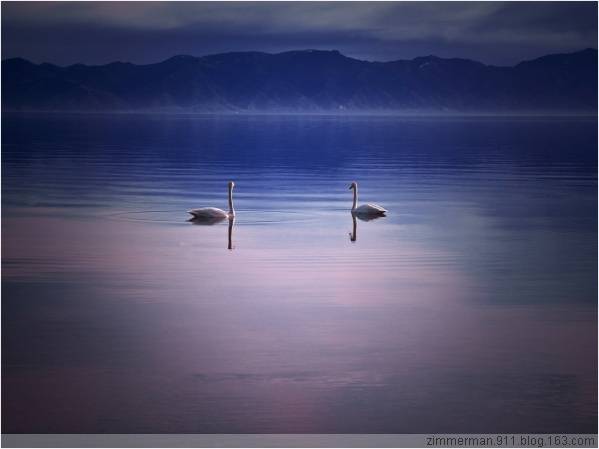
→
(349, 214, 357, 242)
(349, 212, 384, 243)
(227, 217, 234, 250)
(188, 215, 235, 250)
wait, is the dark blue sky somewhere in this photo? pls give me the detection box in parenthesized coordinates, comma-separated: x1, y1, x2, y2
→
(2, 1, 597, 66)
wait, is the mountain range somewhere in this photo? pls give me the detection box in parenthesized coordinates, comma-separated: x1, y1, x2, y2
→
(2, 48, 597, 113)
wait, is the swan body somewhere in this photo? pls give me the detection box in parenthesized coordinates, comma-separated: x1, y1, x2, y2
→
(349, 182, 386, 216)
(188, 207, 228, 219)
(188, 181, 235, 220)
(353, 203, 387, 215)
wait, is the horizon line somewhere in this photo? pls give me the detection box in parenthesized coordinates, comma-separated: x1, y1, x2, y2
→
(3, 47, 597, 69)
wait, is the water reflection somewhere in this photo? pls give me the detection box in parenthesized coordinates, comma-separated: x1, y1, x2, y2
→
(188, 216, 235, 250)
(2, 114, 597, 434)
(187, 216, 227, 226)
(349, 212, 385, 242)
(349, 214, 357, 242)
(228, 217, 234, 250)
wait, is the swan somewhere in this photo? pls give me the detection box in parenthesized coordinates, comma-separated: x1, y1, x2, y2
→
(188, 181, 235, 220)
(349, 181, 386, 216)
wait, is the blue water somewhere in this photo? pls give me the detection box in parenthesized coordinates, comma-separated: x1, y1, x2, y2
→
(2, 113, 597, 433)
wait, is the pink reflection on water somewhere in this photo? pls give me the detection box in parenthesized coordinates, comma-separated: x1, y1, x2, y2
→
(3, 210, 472, 308)
(3, 208, 596, 432)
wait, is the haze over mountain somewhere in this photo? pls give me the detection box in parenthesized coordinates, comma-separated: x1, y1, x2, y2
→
(2, 48, 597, 113)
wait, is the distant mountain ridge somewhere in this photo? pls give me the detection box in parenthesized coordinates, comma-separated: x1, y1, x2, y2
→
(2, 48, 597, 113)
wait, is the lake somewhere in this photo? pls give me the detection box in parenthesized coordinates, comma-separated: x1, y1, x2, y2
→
(2, 113, 597, 433)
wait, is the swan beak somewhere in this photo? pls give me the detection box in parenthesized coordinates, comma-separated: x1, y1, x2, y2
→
(348, 185, 352, 190)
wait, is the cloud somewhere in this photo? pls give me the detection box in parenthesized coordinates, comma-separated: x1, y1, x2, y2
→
(2, 2, 596, 65)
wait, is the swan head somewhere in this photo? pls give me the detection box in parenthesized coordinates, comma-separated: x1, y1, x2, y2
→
(228, 181, 235, 189)
(349, 181, 357, 190)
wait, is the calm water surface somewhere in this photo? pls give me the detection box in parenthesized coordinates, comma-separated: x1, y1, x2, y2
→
(2, 114, 597, 433)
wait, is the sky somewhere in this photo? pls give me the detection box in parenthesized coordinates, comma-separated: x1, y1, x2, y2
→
(2, 1, 597, 66)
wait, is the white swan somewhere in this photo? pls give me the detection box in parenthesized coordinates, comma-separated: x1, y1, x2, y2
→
(188, 181, 235, 220)
(349, 181, 386, 216)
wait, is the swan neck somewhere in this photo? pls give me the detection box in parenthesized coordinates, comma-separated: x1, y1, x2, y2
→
(352, 186, 357, 210)
(228, 185, 235, 215)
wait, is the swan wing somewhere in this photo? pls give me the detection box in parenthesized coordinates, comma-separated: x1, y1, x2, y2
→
(355, 204, 387, 215)
(188, 207, 228, 218)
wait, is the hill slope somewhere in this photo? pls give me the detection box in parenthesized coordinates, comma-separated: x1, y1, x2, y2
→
(2, 49, 597, 113)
